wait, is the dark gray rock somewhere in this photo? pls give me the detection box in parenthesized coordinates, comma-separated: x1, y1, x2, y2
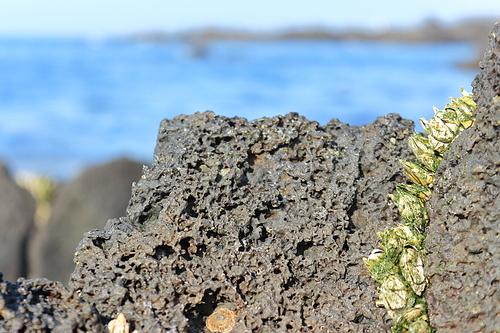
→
(69, 112, 414, 332)
(29, 158, 144, 284)
(0, 162, 35, 282)
(425, 23, 500, 332)
(0, 275, 102, 332)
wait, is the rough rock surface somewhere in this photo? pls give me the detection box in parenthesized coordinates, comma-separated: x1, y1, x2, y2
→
(29, 158, 144, 284)
(0, 274, 102, 332)
(424, 23, 500, 332)
(69, 112, 414, 332)
(0, 162, 36, 282)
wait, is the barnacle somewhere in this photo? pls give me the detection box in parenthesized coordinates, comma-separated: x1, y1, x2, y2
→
(407, 134, 441, 172)
(395, 184, 432, 202)
(388, 191, 429, 230)
(364, 89, 476, 333)
(363, 249, 393, 283)
(108, 313, 131, 333)
(376, 274, 416, 315)
(206, 307, 236, 333)
(366, 248, 384, 261)
(420, 116, 456, 143)
(421, 89, 475, 147)
(392, 304, 431, 333)
(425, 135, 448, 154)
(407, 319, 432, 333)
(396, 304, 426, 323)
(399, 247, 426, 296)
(378, 226, 422, 255)
(399, 160, 434, 187)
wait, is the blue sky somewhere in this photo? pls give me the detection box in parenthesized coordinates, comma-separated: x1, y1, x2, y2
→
(0, 0, 499, 37)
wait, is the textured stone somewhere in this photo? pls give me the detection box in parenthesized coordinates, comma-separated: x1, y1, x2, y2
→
(425, 23, 500, 332)
(69, 112, 414, 332)
(0, 275, 102, 332)
(0, 162, 35, 281)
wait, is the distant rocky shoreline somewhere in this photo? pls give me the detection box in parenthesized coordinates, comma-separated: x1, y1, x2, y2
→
(123, 18, 496, 43)
(118, 18, 497, 69)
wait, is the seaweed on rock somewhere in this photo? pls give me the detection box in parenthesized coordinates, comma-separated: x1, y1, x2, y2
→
(364, 90, 477, 332)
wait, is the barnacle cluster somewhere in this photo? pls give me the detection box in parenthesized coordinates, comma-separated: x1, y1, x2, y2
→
(364, 89, 476, 332)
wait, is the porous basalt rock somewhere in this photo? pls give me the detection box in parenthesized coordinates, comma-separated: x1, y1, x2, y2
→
(424, 23, 500, 332)
(0, 274, 102, 332)
(69, 112, 414, 332)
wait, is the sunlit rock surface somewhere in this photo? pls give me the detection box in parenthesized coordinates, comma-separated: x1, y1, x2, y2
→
(69, 111, 414, 332)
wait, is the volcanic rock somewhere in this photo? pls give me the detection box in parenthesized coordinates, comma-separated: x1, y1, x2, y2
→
(69, 112, 414, 332)
(0, 275, 102, 332)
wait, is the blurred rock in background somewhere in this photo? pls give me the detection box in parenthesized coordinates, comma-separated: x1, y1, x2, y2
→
(0, 162, 36, 282)
(27, 157, 144, 284)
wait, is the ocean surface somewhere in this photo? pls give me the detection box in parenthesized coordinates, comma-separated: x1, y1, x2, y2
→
(0, 37, 477, 180)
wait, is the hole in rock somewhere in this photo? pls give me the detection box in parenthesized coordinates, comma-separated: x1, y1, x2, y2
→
(342, 241, 350, 252)
(248, 153, 258, 166)
(284, 277, 298, 291)
(153, 245, 175, 260)
(180, 237, 194, 261)
(183, 195, 198, 217)
(296, 241, 313, 256)
(195, 244, 207, 257)
(258, 225, 269, 242)
(184, 288, 221, 332)
(120, 254, 134, 262)
(237, 230, 250, 252)
(175, 266, 186, 275)
(91, 237, 106, 249)
(206, 230, 220, 239)
(353, 314, 374, 324)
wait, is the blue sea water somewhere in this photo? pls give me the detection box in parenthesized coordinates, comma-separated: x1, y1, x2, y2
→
(0, 38, 477, 180)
